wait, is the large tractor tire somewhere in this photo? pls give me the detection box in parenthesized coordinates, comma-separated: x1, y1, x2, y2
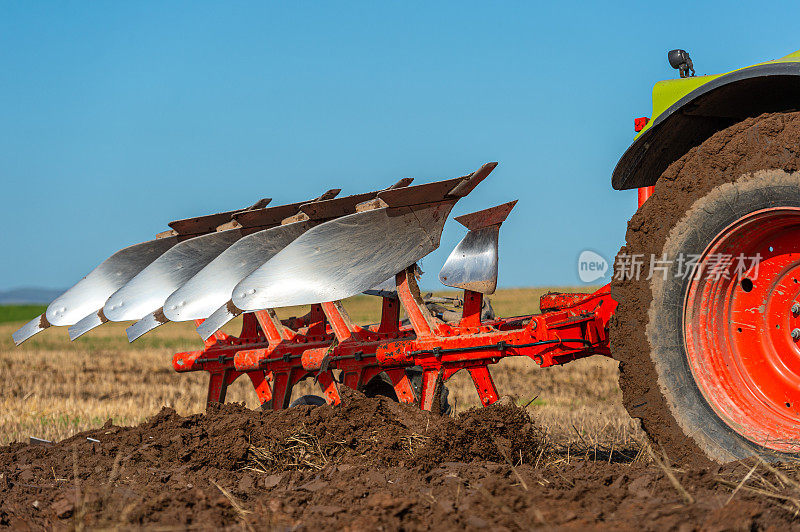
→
(612, 112, 800, 465)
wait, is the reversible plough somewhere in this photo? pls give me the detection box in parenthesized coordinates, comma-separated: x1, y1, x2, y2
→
(14, 163, 614, 411)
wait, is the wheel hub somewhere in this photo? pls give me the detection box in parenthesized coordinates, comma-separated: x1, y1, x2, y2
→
(684, 207, 800, 452)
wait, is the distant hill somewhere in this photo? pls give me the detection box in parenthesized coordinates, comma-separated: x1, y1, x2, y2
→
(0, 288, 63, 305)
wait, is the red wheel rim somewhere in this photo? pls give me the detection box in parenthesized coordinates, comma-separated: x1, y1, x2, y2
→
(684, 208, 800, 452)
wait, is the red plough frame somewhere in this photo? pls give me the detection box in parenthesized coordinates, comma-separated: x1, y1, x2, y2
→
(173, 266, 615, 411)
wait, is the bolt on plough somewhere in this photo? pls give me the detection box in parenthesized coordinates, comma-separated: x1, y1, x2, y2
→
(13, 162, 614, 412)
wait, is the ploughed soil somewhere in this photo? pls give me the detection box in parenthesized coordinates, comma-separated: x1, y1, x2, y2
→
(1, 388, 799, 530)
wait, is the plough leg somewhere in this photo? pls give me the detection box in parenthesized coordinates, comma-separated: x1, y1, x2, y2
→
(247, 371, 273, 405)
(269, 370, 296, 410)
(317, 372, 342, 405)
(418, 369, 444, 411)
(468, 366, 499, 406)
(385, 369, 415, 403)
(207, 368, 241, 404)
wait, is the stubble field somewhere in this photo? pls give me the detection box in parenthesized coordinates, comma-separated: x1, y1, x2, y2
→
(0, 286, 634, 448)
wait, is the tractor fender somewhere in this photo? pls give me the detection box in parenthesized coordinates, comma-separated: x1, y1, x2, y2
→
(612, 61, 800, 190)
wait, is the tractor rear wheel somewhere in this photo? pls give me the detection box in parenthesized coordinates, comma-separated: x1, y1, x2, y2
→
(612, 112, 800, 464)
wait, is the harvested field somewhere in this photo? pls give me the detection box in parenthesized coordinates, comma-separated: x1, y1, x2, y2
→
(1, 288, 631, 447)
(2, 288, 798, 529)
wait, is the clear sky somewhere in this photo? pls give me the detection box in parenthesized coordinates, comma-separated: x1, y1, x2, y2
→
(2, 2, 798, 291)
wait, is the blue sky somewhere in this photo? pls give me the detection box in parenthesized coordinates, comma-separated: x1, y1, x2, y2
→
(2, 2, 798, 291)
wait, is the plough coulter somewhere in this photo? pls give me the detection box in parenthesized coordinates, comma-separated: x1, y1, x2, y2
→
(15, 48, 800, 464)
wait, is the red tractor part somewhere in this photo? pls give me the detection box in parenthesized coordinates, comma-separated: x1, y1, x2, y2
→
(637, 186, 654, 207)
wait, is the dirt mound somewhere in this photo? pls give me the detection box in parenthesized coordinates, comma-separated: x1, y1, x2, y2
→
(0, 389, 543, 529)
(1, 391, 799, 529)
